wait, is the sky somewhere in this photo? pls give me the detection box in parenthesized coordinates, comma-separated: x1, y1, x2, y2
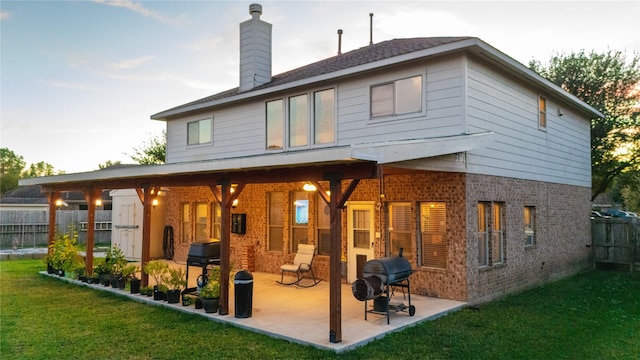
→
(1, 0, 639, 174)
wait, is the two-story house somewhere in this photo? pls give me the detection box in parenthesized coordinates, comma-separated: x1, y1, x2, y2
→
(22, 4, 602, 343)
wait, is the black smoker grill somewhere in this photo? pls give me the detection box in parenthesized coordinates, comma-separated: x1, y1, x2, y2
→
(351, 254, 415, 324)
(185, 240, 221, 291)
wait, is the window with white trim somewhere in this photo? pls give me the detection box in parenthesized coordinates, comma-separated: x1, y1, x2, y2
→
(266, 100, 284, 149)
(317, 195, 330, 256)
(478, 201, 505, 268)
(268, 192, 284, 252)
(187, 118, 212, 145)
(266, 88, 336, 150)
(181, 203, 191, 243)
(420, 202, 447, 268)
(195, 202, 208, 242)
(539, 96, 547, 129)
(211, 202, 221, 240)
(371, 75, 422, 118)
(524, 206, 535, 246)
(291, 192, 309, 252)
(389, 203, 413, 259)
(314, 89, 335, 144)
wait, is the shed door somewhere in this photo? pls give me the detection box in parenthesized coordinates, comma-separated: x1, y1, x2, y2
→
(347, 202, 375, 282)
(114, 203, 138, 259)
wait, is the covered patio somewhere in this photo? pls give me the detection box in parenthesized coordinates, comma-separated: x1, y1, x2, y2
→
(42, 263, 466, 352)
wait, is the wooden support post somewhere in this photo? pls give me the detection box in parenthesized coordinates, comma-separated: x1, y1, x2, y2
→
(83, 189, 101, 275)
(140, 185, 152, 287)
(218, 180, 232, 315)
(47, 191, 59, 252)
(326, 173, 343, 343)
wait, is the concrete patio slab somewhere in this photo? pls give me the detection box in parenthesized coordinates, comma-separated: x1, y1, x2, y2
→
(39, 260, 466, 352)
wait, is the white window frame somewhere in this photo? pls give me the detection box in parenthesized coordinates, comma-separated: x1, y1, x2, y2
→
(538, 95, 547, 130)
(524, 206, 536, 247)
(187, 117, 212, 146)
(370, 75, 423, 119)
(266, 87, 336, 151)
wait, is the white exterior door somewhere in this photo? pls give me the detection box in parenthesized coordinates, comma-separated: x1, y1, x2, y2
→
(114, 203, 139, 259)
(347, 202, 375, 282)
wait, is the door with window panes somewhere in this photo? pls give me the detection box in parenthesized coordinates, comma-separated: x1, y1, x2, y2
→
(347, 202, 375, 282)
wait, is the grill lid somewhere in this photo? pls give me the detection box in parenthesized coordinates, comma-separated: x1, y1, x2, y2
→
(362, 256, 412, 284)
(187, 240, 221, 259)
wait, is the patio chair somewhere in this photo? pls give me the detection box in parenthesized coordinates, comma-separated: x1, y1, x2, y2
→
(277, 244, 321, 287)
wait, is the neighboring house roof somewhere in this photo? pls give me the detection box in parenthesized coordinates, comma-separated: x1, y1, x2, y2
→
(0, 185, 112, 204)
(0, 185, 48, 204)
(152, 37, 603, 120)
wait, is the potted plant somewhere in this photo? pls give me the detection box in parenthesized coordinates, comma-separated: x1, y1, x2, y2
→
(121, 264, 141, 294)
(43, 253, 55, 274)
(93, 261, 112, 286)
(106, 245, 127, 289)
(143, 260, 169, 301)
(140, 285, 153, 297)
(49, 229, 84, 278)
(164, 267, 186, 304)
(200, 280, 220, 314)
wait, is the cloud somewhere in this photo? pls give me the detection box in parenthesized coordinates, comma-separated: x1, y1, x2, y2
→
(91, 0, 186, 25)
(111, 55, 156, 69)
(44, 81, 92, 90)
(0, 10, 9, 20)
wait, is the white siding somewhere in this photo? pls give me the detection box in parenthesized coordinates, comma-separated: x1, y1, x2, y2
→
(465, 57, 591, 187)
(338, 57, 464, 144)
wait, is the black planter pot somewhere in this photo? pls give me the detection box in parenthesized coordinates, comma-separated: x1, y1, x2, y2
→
(101, 275, 111, 287)
(202, 298, 219, 314)
(153, 286, 165, 301)
(58, 269, 65, 277)
(167, 289, 181, 304)
(182, 293, 192, 306)
(109, 276, 118, 288)
(47, 265, 55, 274)
(117, 278, 126, 290)
(130, 279, 141, 294)
(195, 297, 203, 309)
(79, 276, 88, 283)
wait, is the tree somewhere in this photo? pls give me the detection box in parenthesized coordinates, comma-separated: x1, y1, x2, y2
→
(0, 148, 25, 194)
(530, 50, 640, 201)
(22, 161, 57, 178)
(98, 160, 122, 170)
(129, 130, 166, 165)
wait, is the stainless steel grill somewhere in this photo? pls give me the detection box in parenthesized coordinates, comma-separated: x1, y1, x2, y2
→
(351, 254, 415, 324)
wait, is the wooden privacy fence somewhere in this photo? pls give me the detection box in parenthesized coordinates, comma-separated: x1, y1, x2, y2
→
(592, 217, 640, 271)
(0, 210, 112, 249)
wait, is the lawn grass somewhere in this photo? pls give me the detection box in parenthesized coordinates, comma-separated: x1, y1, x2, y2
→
(1, 260, 639, 359)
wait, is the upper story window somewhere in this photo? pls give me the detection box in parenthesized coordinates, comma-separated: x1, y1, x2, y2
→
(187, 118, 212, 146)
(266, 88, 336, 151)
(266, 100, 284, 149)
(289, 94, 309, 148)
(538, 96, 547, 129)
(314, 89, 335, 144)
(371, 75, 422, 118)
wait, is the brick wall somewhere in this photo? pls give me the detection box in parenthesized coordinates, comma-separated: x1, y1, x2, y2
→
(161, 171, 591, 303)
(465, 174, 592, 303)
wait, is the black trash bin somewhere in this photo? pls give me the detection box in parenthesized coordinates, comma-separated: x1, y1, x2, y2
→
(234, 270, 253, 318)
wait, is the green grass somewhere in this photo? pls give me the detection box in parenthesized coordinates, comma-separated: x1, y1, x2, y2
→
(1, 260, 639, 359)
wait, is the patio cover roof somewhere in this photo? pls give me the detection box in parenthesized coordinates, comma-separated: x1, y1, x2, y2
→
(19, 131, 494, 189)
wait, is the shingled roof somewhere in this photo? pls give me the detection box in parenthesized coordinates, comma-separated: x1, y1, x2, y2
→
(155, 37, 472, 117)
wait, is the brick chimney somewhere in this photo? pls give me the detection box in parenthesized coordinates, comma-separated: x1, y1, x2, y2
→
(239, 4, 272, 92)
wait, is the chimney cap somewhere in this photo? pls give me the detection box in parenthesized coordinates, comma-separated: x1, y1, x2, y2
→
(249, 3, 262, 16)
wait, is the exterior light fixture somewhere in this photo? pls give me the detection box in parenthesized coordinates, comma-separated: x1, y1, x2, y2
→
(95, 199, 102, 207)
(303, 183, 317, 192)
(232, 199, 239, 208)
(55, 199, 63, 207)
(152, 199, 159, 208)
